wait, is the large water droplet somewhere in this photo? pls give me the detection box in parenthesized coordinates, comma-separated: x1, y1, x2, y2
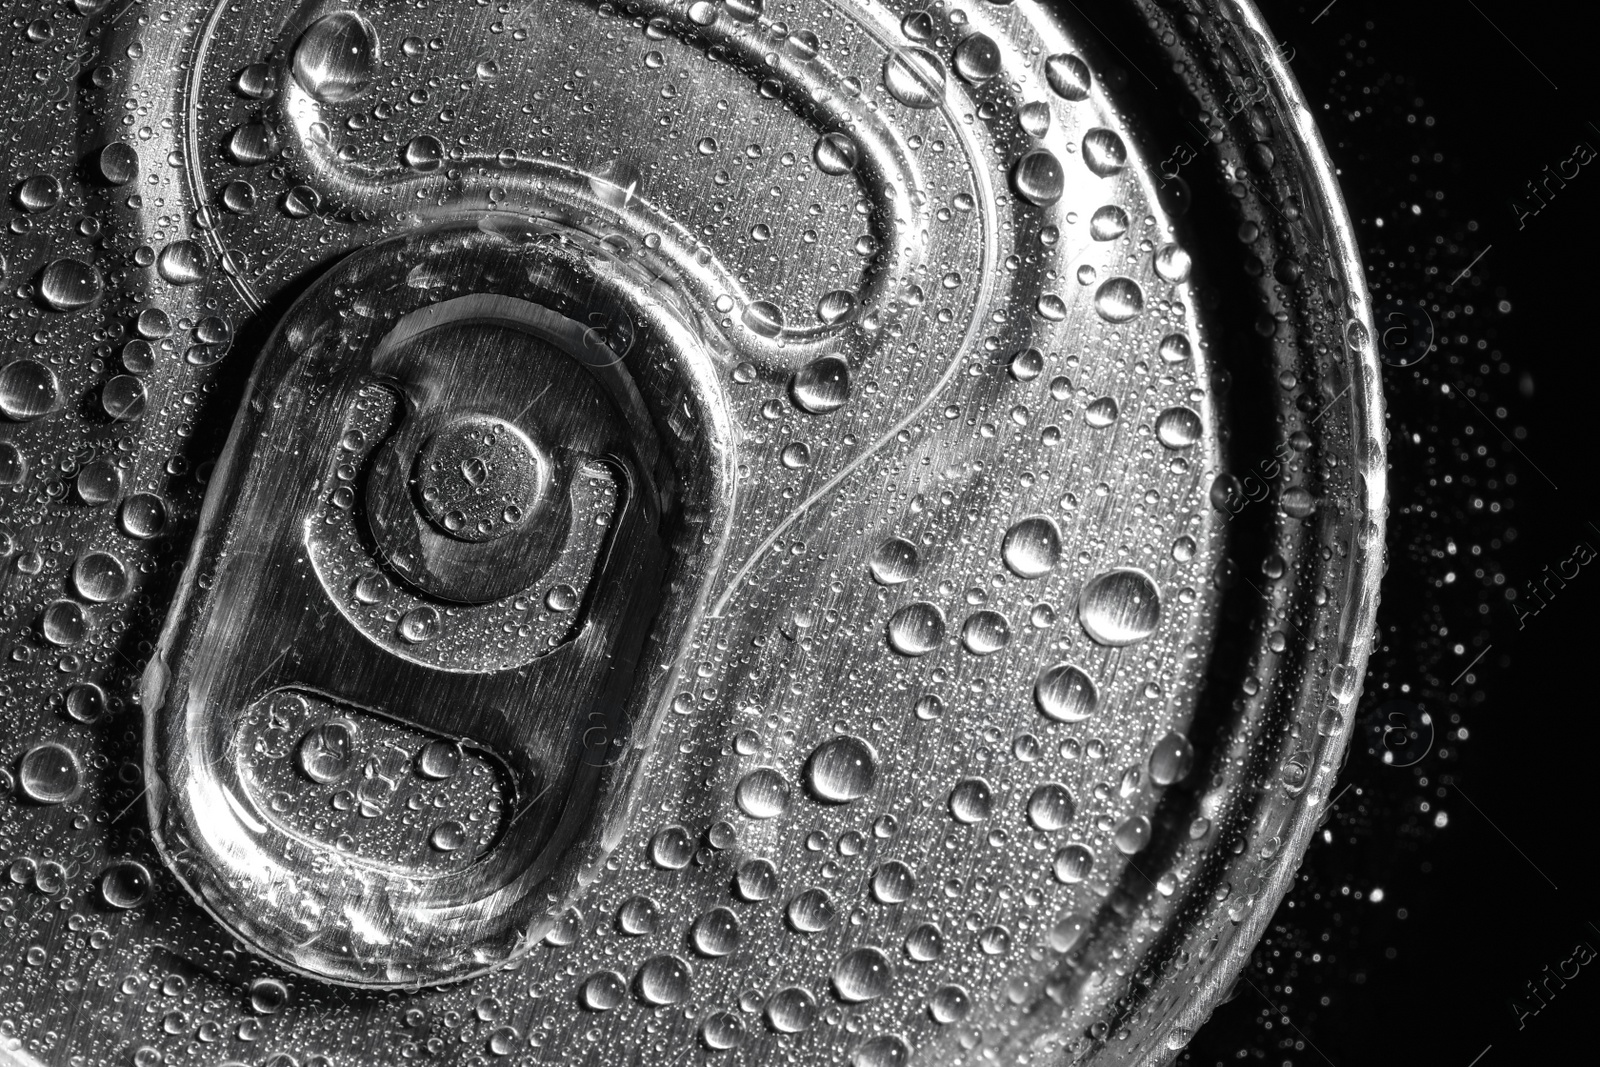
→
(416, 739, 461, 780)
(852, 1034, 911, 1067)
(886, 601, 945, 656)
(765, 987, 817, 1032)
(1113, 814, 1152, 854)
(1053, 843, 1094, 883)
(1034, 663, 1098, 722)
(64, 682, 106, 724)
(905, 923, 944, 961)
(791, 355, 851, 413)
(833, 947, 892, 1002)
(1078, 568, 1162, 646)
(99, 861, 152, 908)
(1048, 913, 1089, 952)
(690, 907, 741, 957)
(1002, 516, 1061, 577)
(869, 537, 919, 585)
(1026, 783, 1076, 830)
(38, 259, 102, 311)
(297, 721, 356, 784)
(617, 895, 660, 936)
(404, 135, 444, 172)
(806, 735, 877, 803)
(0, 359, 60, 420)
(581, 971, 626, 1011)
(735, 857, 779, 901)
(157, 241, 207, 285)
(294, 11, 380, 103)
(636, 955, 692, 1005)
(1011, 150, 1065, 206)
(649, 825, 694, 869)
(1081, 128, 1127, 177)
(1093, 277, 1144, 322)
(41, 600, 86, 646)
(102, 375, 147, 421)
(813, 131, 859, 175)
(98, 142, 138, 185)
(948, 778, 993, 823)
(960, 610, 1010, 655)
(883, 49, 946, 109)
(1044, 53, 1091, 100)
(73, 551, 128, 602)
(1156, 406, 1202, 448)
(0, 441, 24, 484)
(18, 742, 82, 803)
(1159, 333, 1192, 364)
(226, 122, 279, 165)
(700, 1011, 744, 1049)
(870, 860, 915, 904)
(742, 300, 784, 337)
(953, 33, 1001, 84)
(787, 887, 836, 932)
(18, 175, 61, 213)
(929, 984, 972, 1024)
(1148, 731, 1195, 785)
(735, 767, 790, 818)
(1090, 204, 1130, 240)
(120, 493, 167, 538)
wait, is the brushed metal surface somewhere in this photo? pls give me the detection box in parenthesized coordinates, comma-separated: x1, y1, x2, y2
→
(0, 0, 1384, 1063)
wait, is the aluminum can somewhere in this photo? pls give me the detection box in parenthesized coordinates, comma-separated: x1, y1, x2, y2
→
(0, 0, 1383, 1063)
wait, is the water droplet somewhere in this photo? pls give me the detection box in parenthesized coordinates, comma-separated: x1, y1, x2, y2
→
(0, 359, 60, 420)
(735, 857, 779, 901)
(905, 922, 944, 961)
(0, 441, 24, 485)
(64, 682, 107, 724)
(806, 735, 877, 803)
(294, 12, 380, 103)
(18, 175, 61, 213)
(1093, 277, 1144, 322)
(1090, 204, 1129, 240)
(429, 820, 466, 852)
(1048, 913, 1089, 952)
(221, 179, 257, 213)
(1027, 783, 1076, 830)
(120, 494, 167, 538)
(852, 1034, 911, 1067)
(817, 289, 858, 324)
(18, 742, 82, 803)
(39, 259, 102, 311)
(404, 135, 444, 172)
(616, 895, 660, 936)
(1002, 516, 1061, 577)
(787, 887, 836, 932)
(690, 907, 741, 956)
(73, 551, 128, 602)
(1154, 242, 1192, 282)
(1053, 843, 1094, 883)
(1035, 663, 1098, 722)
(929, 985, 972, 1024)
(765, 987, 817, 1032)
(41, 600, 86, 646)
(883, 49, 946, 109)
(1156, 406, 1202, 449)
(813, 132, 859, 175)
(1081, 128, 1127, 177)
(283, 185, 320, 218)
(99, 861, 152, 909)
(1018, 101, 1051, 138)
(886, 601, 945, 656)
(297, 720, 356, 784)
(398, 605, 441, 643)
(248, 977, 289, 1015)
(833, 947, 892, 1002)
(791, 355, 851, 414)
(98, 142, 138, 185)
(735, 767, 790, 818)
(1011, 150, 1064, 206)
(948, 778, 993, 823)
(953, 33, 1001, 84)
(1079, 568, 1162, 646)
(581, 971, 626, 1011)
(1159, 333, 1192, 364)
(700, 1010, 744, 1049)
(870, 860, 915, 904)
(637, 955, 693, 1005)
(1044, 53, 1091, 100)
(156, 241, 207, 285)
(102, 375, 147, 422)
(961, 610, 1010, 655)
(226, 123, 279, 165)
(416, 739, 461, 780)
(236, 62, 277, 100)
(1149, 731, 1194, 785)
(869, 537, 918, 585)
(780, 442, 811, 469)
(650, 825, 694, 869)
(742, 300, 784, 336)
(1114, 814, 1152, 854)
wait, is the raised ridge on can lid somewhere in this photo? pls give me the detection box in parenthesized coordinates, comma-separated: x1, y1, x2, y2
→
(0, 0, 1381, 1063)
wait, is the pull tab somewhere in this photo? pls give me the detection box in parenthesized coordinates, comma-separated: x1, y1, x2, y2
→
(143, 227, 678, 987)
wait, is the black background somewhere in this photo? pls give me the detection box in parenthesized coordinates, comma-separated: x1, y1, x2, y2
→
(1182, 2, 1600, 1065)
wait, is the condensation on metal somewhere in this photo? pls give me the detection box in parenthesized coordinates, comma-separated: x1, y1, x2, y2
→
(0, 0, 1382, 1064)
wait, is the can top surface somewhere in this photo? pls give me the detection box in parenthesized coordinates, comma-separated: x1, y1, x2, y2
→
(0, 0, 1381, 1064)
